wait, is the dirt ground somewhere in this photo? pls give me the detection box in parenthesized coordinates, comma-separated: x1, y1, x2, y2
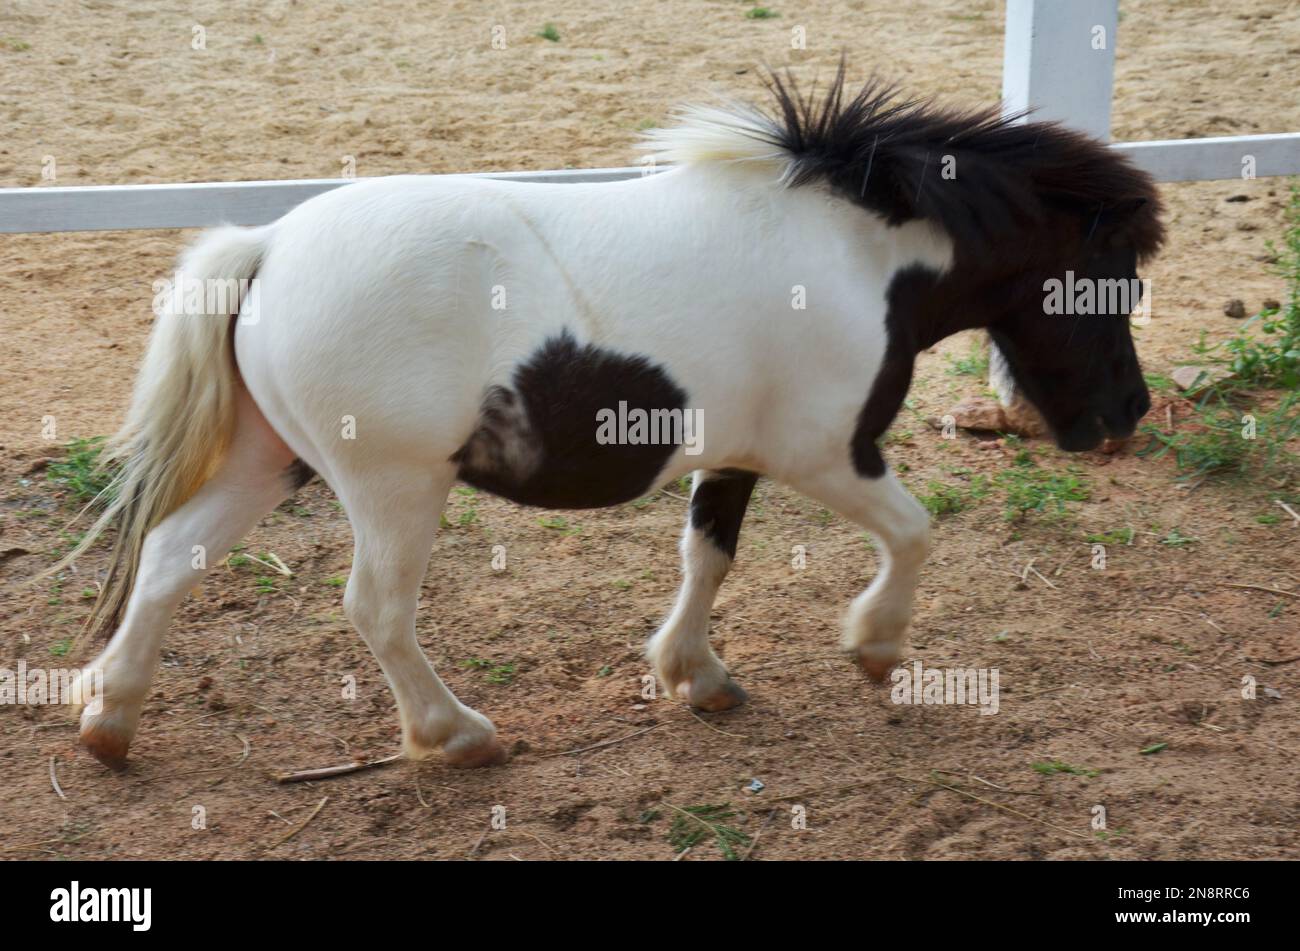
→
(1, 1, 1296, 860)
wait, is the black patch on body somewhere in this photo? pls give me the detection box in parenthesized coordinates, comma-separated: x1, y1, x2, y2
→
(452, 332, 689, 509)
(689, 469, 759, 559)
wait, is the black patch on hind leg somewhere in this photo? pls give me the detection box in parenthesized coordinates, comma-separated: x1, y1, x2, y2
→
(850, 265, 943, 477)
(689, 469, 758, 559)
(453, 331, 690, 509)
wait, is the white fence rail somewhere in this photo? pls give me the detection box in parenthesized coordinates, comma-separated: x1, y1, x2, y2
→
(4, 130, 1298, 235)
(0, 0, 1296, 236)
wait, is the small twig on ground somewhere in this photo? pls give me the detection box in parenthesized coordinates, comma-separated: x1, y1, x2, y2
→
(275, 752, 402, 783)
(265, 796, 328, 850)
(742, 808, 779, 861)
(1105, 604, 1226, 634)
(1274, 499, 1300, 525)
(555, 724, 661, 757)
(468, 826, 490, 858)
(1020, 558, 1035, 585)
(890, 773, 1087, 839)
(244, 551, 292, 576)
(1028, 565, 1058, 590)
(1255, 654, 1300, 666)
(49, 756, 66, 800)
(1218, 582, 1299, 600)
(685, 705, 748, 739)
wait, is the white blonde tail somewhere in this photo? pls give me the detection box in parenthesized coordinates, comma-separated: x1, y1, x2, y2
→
(64, 224, 273, 642)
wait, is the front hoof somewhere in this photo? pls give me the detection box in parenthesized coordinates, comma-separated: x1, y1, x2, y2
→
(443, 735, 509, 768)
(684, 677, 749, 712)
(852, 646, 901, 684)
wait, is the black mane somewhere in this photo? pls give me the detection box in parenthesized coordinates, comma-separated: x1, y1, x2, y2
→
(758, 64, 1164, 260)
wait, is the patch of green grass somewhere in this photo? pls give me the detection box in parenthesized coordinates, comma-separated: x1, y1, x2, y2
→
(995, 453, 1089, 521)
(1139, 183, 1300, 481)
(917, 481, 968, 517)
(536, 23, 560, 42)
(946, 340, 989, 377)
(664, 802, 751, 860)
(47, 437, 115, 504)
(253, 576, 277, 594)
(745, 7, 779, 18)
(1256, 512, 1281, 524)
(1032, 760, 1099, 778)
(49, 638, 73, 657)
(915, 472, 990, 519)
(461, 657, 517, 685)
(538, 515, 578, 534)
(1138, 391, 1298, 480)
(1159, 528, 1196, 547)
(1139, 742, 1168, 755)
(1086, 527, 1133, 545)
(324, 576, 347, 588)
(6, 38, 31, 51)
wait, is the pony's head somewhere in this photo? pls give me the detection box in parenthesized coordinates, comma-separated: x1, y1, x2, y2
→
(986, 197, 1160, 452)
(644, 66, 1167, 453)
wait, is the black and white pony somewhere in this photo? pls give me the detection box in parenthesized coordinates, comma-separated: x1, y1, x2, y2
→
(67, 70, 1162, 769)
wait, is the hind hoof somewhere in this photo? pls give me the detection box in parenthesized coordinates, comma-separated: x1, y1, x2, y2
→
(685, 677, 749, 712)
(81, 722, 132, 772)
(443, 735, 508, 768)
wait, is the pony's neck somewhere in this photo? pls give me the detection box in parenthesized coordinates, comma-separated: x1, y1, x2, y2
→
(886, 261, 1013, 356)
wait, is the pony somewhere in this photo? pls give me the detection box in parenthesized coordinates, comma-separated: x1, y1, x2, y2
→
(64, 68, 1162, 770)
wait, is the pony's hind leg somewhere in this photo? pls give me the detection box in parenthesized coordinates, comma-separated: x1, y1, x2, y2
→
(78, 389, 299, 769)
(646, 469, 757, 711)
(788, 465, 930, 681)
(336, 465, 505, 767)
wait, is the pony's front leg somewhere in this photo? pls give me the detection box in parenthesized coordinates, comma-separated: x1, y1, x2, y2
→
(789, 466, 930, 680)
(646, 469, 757, 711)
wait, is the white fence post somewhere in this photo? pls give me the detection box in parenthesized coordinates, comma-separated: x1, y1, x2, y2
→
(992, 0, 1120, 412)
(1001, 0, 1119, 140)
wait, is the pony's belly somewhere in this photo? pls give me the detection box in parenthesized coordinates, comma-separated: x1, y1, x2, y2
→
(452, 330, 699, 510)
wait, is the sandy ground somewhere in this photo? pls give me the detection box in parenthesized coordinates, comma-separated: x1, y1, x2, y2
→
(0, 1, 1296, 860)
